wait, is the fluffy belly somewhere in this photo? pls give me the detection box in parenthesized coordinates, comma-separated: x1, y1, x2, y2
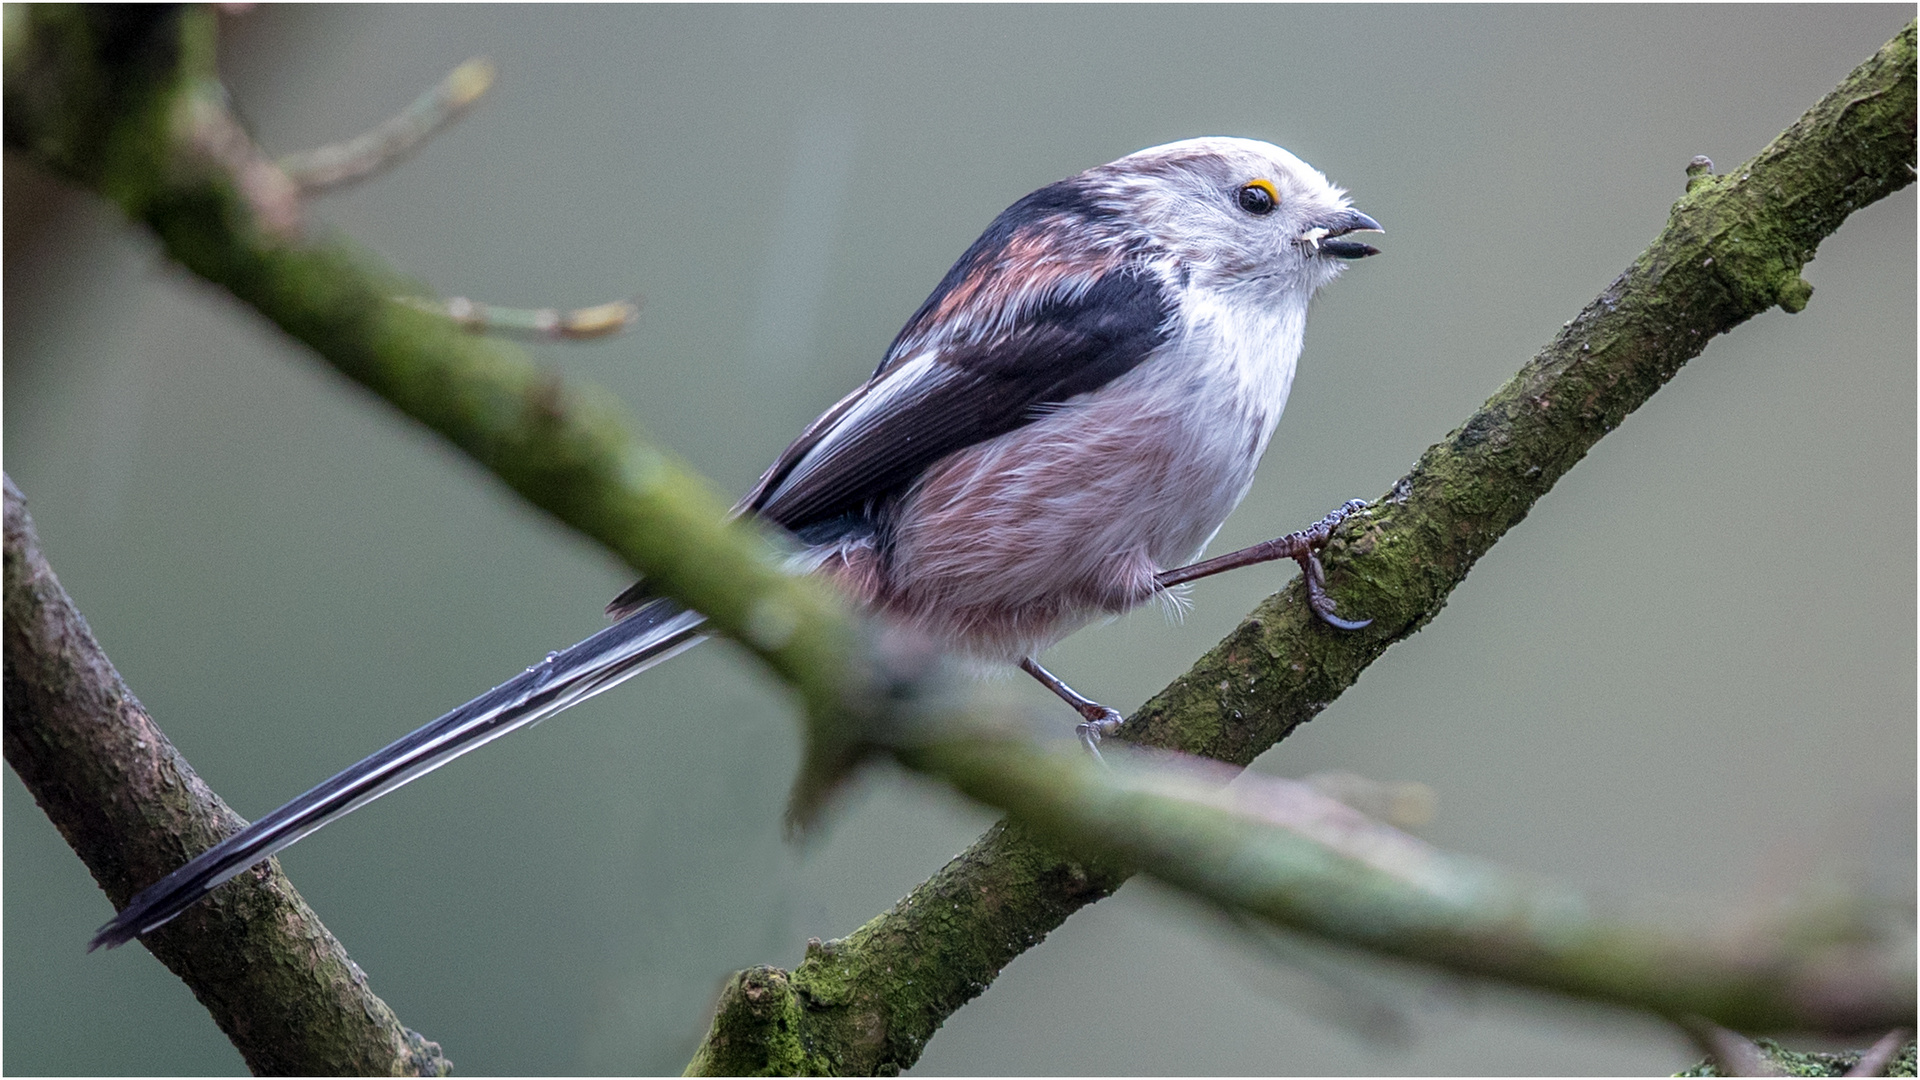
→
(864, 380, 1273, 661)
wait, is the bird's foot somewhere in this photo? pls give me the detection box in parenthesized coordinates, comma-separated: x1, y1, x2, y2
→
(1075, 706, 1124, 763)
(1286, 500, 1372, 630)
(1155, 499, 1373, 631)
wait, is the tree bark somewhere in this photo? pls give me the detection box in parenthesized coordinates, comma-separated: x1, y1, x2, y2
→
(3, 476, 450, 1077)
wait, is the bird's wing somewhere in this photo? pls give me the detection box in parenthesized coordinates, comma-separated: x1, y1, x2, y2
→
(743, 185, 1175, 533)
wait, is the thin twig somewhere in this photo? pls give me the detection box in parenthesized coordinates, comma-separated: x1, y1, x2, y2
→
(394, 293, 642, 340)
(279, 56, 494, 192)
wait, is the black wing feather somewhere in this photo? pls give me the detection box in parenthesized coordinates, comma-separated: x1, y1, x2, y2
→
(751, 268, 1171, 532)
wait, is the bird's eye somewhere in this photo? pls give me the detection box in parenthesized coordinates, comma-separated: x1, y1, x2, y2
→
(1237, 180, 1279, 216)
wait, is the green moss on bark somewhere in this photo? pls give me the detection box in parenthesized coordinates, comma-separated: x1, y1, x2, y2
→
(1678, 1037, 1917, 1077)
(690, 820, 1123, 1076)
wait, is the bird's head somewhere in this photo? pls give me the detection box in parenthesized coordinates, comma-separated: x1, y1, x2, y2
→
(1084, 136, 1381, 297)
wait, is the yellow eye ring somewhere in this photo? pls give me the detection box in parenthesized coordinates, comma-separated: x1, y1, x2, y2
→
(1237, 179, 1279, 215)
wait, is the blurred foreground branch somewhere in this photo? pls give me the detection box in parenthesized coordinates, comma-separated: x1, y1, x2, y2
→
(921, 740, 1908, 1030)
(690, 727, 1913, 1075)
(2, 476, 451, 1077)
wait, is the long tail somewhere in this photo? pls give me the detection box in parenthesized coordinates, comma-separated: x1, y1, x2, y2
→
(89, 599, 706, 951)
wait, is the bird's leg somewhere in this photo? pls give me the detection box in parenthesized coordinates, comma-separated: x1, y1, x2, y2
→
(1019, 657, 1123, 760)
(1156, 499, 1372, 630)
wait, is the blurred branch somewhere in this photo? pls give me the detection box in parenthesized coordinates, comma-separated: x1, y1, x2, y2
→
(920, 741, 1909, 1033)
(1, 476, 452, 1077)
(689, 20, 1919, 1075)
(1683, 1020, 1787, 1077)
(278, 55, 493, 192)
(1850, 1031, 1917, 1078)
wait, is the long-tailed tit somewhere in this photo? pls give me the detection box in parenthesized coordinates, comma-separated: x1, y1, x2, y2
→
(91, 137, 1381, 950)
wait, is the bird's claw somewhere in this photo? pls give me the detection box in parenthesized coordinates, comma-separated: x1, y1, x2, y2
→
(1298, 502, 1372, 631)
(1306, 563, 1373, 629)
(1076, 708, 1124, 764)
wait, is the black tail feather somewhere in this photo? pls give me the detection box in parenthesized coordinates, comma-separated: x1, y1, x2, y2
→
(89, 599, 705, 951)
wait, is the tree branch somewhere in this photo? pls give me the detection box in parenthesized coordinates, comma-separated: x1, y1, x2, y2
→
(687, 21, 1918, 1074)
(0, 7, 878, 1065)
(2, 475, 451, 1077)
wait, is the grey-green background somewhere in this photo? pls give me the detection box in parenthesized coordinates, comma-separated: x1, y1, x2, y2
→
(5, 6, 1912, 1075)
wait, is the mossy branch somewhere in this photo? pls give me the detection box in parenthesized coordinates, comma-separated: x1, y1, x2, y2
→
(2, 476, 452, 1077)
(688, 21, 1917, 1075)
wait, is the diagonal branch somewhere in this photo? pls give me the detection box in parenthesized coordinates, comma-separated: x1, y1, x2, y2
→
(691, 728, 1912, 1075)
(686, 21, 1918, 1075)
(2, 476, 452, 1077)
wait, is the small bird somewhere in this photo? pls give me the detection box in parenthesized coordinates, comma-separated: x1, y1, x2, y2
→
(91, 136, 1381, 951)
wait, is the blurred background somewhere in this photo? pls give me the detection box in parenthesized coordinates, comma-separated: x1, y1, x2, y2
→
(5, 6, 1912, 1075)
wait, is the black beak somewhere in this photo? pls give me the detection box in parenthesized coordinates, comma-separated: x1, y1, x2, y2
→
(1315, 208, 1383, 260)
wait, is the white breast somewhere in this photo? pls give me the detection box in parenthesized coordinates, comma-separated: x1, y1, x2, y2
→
(876, 280, 1311, 661)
